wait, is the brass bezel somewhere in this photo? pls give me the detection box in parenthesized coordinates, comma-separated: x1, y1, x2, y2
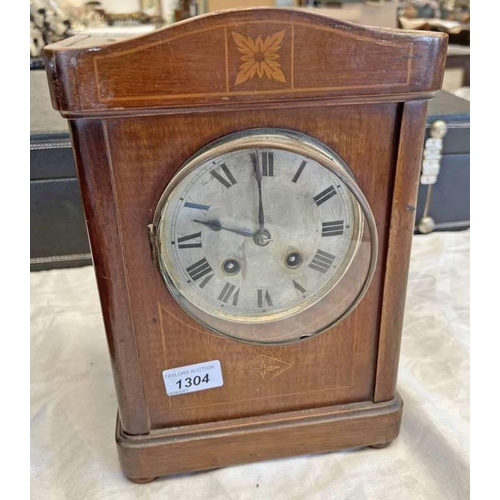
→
(151, 129, 378, 344)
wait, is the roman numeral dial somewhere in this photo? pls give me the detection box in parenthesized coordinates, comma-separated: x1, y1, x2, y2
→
(257, 289, 273, 308)
(156, 133, 369, 343)
(292, 160, 307, 183)
(322, 221, 344, 237)
(218, 283, 240, 305)
(184, 201, 210, 212)
(250, 152, 274, 176)
(186, 258, 213, 282)
(210, 163, 237, 188)
(309, 250, 336, 274)
(313, 186, 336, 206)
(177, 232, 202, 249)
(293, 280, 306, 294)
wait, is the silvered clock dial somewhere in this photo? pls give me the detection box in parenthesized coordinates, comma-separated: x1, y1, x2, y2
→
(152, 129, 377, 343)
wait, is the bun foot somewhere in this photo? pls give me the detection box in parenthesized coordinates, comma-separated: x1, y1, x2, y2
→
(127, 476, 157, 484)
(370, 441, 392, 449)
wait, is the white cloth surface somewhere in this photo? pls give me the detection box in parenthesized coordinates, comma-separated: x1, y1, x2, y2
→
(30, 231, 470, 500)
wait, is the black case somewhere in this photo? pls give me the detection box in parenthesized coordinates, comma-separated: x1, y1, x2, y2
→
(415, 90, 470, 233)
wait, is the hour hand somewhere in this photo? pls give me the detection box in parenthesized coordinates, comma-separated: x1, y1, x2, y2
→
(193, 219, 254, 237)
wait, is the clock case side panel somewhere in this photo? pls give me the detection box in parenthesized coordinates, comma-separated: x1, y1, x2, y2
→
(68, 119, 150, 435)
(374, 100, 429, 403)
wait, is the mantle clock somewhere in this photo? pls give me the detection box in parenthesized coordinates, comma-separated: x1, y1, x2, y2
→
(44, 8, 447, 482)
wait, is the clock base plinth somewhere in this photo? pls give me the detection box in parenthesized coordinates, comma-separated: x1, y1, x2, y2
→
(116, 394, 403, 482)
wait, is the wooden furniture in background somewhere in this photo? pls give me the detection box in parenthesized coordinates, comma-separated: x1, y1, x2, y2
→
(208, 0, 276, 13)
(44, 8, 447, 482)
(445, 45, 470, 87)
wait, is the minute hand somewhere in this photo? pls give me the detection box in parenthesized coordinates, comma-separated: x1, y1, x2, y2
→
(193, 219, 254, 237)
(252, 152, 265, 231)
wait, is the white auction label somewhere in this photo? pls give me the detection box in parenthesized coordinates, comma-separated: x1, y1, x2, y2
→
(162, 360, 223, 396)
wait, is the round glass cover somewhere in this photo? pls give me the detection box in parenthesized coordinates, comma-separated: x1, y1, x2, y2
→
(153, 129, 377, 344)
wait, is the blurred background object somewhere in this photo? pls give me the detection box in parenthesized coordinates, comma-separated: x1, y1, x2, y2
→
(30, 0, 73, 68)
(416, 91, 469, 234)
(397, 1, 470, 96)
(398, 0, 470, 44)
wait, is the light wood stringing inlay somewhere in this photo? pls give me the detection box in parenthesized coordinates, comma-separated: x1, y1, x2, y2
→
(93, 20, 412, 102)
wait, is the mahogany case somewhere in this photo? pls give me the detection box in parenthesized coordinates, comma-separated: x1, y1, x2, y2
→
(44, 8, 447, 482)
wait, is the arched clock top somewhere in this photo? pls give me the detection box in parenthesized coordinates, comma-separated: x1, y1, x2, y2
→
(43, 8, 447, 115)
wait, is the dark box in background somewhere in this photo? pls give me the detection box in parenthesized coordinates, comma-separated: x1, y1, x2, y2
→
(30, 70, 91, 271)
(30, 71, 470, 271)
(416, 90, 470, 233)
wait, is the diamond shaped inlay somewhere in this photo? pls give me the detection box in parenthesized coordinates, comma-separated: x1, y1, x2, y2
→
(239, 355, 292, 379)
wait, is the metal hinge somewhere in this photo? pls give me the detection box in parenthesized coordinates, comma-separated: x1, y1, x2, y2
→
(417, 120, 448, 234)
(148, 223, 159, 267)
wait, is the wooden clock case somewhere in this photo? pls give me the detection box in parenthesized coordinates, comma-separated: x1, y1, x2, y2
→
(44, 9, 447, 482)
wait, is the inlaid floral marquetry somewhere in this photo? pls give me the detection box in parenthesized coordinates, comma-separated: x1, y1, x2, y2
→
(232, 30, 287, 85)
(56, 15, 428, 110)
